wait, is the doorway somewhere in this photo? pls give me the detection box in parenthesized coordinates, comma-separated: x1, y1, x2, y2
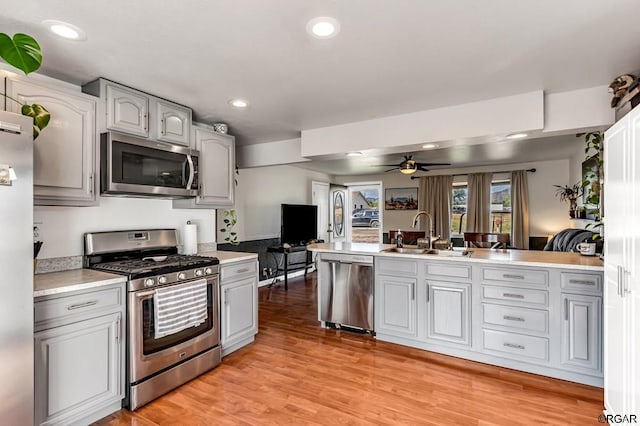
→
(347, 183, 382, 243)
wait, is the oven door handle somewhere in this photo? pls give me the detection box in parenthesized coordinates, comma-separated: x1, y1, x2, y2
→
(136, 290, 156, 300)
(185, 155, 195, 190)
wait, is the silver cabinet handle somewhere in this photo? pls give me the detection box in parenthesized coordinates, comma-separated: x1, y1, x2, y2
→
(569, 279, 595, 286)
(426, 283, 430, 303)
(67, 300, 97, 310)
(236, 268, 250, 273)
(224, 288, 229, 305)
(143, 113, 148, 131)
(564, 298, 569, 321)
(617, 265, 623, 297)
(411, 282, 415, 301)
(503, 315, 525, 322)
(161, 118, 165, 135)
(503, 274, 525, 280)
(503, 342, 525, 350)
(115, 317, 120, 344)
(502, 293, 524, 299)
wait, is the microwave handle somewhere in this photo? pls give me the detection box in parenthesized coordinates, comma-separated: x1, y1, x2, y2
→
(185, 155, 195, 190)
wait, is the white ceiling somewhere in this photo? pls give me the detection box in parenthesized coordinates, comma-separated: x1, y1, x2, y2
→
(2, 1, 640, 146)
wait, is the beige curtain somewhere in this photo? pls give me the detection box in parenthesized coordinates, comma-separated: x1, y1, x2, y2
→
(511, 170, 530, 249)
(418, 175, 453, 241)
(466, 173, 492, 233)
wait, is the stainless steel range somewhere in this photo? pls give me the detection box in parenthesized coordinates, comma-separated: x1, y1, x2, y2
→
(84, 229, 220, 410)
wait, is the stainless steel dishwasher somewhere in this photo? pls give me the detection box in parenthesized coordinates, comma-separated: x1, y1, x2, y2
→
(318, 253, 374, 332)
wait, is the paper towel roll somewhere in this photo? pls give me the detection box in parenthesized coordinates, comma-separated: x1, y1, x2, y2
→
(183, 221, 198, 255)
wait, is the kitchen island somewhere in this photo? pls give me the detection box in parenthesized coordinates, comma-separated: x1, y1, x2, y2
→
(308, 243, 604, 387)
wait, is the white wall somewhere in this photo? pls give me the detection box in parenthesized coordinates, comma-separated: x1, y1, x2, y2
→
(220, 165, 332, 242)
(35, 197, 216, 259)
(335, 158, 575, 237)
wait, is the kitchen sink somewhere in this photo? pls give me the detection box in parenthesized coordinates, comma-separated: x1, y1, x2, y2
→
(383, 247, 471, 257)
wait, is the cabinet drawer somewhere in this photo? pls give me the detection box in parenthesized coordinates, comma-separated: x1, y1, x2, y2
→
(483, 329, 549, 361)
(482, 285, 548, 307)
(35, 286, 123, 325)
(482, 303, 548, 334)
(561, 272, 602, 293)
(483, 267, 548, 287)
(376, 258, 418, 276)
(425, 262, 471, 281)
(221, 260, 258, 281)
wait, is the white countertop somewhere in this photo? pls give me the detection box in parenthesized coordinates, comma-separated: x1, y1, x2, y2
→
(307, 243, 604, 272)
(34, 269, 126, 298)
(198, 250, 258, 264)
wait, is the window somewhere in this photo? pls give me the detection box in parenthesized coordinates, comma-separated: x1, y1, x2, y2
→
(450, 179, 512, 236)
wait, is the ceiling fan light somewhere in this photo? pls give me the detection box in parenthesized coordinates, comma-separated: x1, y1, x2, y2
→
(399, 164, 417, 175)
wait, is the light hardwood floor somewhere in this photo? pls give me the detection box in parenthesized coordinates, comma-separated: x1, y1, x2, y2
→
(95, 272, 604, 425)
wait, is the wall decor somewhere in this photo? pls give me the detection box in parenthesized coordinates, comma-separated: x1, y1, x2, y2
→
(385, 187, 418, 210)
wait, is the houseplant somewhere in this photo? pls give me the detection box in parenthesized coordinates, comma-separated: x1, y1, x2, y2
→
(0, 33, 50, 138)
(577, 131, 604, 237)
(554, 183, 583, 218)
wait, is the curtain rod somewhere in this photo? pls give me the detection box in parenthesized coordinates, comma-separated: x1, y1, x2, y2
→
(409, 168, 536, 180)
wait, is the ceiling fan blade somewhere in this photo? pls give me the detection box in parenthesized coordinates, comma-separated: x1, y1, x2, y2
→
(418, 166, 430, 172)
(417, 162, 451, 166)
(384, 167, 399, 172)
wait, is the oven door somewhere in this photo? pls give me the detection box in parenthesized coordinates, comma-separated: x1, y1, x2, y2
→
(101, 131, 199, 198)
(128, 275, 219, 383)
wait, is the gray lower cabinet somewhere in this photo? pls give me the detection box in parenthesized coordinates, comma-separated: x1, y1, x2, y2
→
(173, 124, 235, 209)
(34, 283, 125, 426)
(5, 74, 97, 206)
(426, 281, 470, 346)
(561, 293, 601, 372)
(220, 260, 258, 356)
(375, 274, 418, 339)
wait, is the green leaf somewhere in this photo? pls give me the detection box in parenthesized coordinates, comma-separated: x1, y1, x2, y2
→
(219, 228, 226, 232)
(21, 103, 50, 140)
(0, 33, 42, 75)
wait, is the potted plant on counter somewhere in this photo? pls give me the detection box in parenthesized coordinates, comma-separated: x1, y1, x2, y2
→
(554, 183, 583, 218)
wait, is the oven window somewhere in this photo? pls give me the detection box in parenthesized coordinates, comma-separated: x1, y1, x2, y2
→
(112, 141, 188, 188)
(141, 284, 214, 355)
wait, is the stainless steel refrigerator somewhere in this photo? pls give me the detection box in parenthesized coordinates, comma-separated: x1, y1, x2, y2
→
(0, 111, 34, 425)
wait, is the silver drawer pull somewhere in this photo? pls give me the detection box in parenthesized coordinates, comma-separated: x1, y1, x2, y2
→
(67, 300, 98, 310)
(503, 315, 525, 322)
(236, 268, 250, 273)
(503, 342, 525, 350)
(502, 293, 525, 299)
(503, 274, 525, 280)
(569, 279, 595, 286)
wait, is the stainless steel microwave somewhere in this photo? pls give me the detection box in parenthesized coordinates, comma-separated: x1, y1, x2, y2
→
(100, 132, 199, 198)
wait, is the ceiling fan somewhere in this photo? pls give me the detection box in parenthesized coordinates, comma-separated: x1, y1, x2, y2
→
(379, 155, 451, 175)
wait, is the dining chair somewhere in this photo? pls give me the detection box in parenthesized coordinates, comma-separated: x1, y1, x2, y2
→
(463, 232, 510, 249)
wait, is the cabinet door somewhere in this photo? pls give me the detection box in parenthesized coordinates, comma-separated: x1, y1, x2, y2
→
(375, 275, 417, 339)
(221, 276, 257, 350)
(6, 77, 97, 205)
(196, 127, 235, 206)
(561, 294, 601, 372)
(604, 115, 630, 416)
(156, 100, 191, 146)
(105, 83, 148, 136)
(426, 281, 470, 346)
(34, 312, 122, 425)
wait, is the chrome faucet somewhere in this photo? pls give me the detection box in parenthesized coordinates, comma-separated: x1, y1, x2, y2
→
(411, 211, 435, 249)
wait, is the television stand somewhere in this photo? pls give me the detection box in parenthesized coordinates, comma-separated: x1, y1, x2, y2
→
(267, 243, 317, 290)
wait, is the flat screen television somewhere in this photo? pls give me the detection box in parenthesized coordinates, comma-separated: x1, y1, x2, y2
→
(281, 204, 318, 245)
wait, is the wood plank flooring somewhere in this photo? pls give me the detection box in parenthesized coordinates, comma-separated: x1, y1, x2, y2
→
(95, 272, 604, 425)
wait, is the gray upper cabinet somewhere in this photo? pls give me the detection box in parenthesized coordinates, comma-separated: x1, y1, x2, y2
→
(83, 78, 192, 146)
(156, 100, 191, 146)
(5, 75, 97, 206)
(173, 124, 235, 209)
(105, 83, 149, 137)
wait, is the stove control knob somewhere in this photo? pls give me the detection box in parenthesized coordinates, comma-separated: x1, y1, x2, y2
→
(178, 272, 187, 280)
(158, 276, 167, 284)
(144, 278, 155, 287)
(205, 267, 213, 275)
(195, 269, 203, 277)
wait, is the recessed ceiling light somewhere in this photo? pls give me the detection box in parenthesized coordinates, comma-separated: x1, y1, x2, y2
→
(506, 133, 528, 140)
(229, 99, 249, 108)
(347, 152, 363, 157)
(422, 143, 439, 149)
(306, 17, 341, 39)
(42, 20, 86, 40)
